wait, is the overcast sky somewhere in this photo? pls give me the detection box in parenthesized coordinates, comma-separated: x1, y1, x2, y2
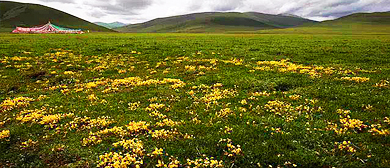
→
(3, 0, 390, 24)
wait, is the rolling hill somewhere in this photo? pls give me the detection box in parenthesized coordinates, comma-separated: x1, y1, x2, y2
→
(325, 11, 390, 24)
(0, 1, 113, 32)
(115, 12, 317, 33)
(94, 22, 126, 29)
(257, 11, 390, 35)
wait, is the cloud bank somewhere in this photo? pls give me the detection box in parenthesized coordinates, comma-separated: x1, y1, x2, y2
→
(2, 0, 390, 23)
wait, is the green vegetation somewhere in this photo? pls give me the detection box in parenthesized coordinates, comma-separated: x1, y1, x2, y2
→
(115, 12, 316, 33)
(0, 1, 113, 32)
(257, 12, 390, 35)
(0, 32, 390, 167)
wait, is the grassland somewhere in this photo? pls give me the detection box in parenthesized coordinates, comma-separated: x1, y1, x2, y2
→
(0, 32, 390, 167)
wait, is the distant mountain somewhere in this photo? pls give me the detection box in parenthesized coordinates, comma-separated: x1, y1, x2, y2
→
(115, 12, 317, 33)
(321, 11, 390, 25)
(94, 22, 126, 29)
(0, 1, 113, 32)
(257, 12, 390, 35)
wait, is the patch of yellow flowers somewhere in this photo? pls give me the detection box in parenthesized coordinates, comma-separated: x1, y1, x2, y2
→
(374, 80, 389, 88)
(341, 76, 370, 83)
(0, 129, 10, 139)
(335, 141, 356, 153)
(218, 138, 243, 157)
(0, 96, 34, 112)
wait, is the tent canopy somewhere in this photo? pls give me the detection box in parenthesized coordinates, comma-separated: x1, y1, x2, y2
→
(12, 21, 84, 34)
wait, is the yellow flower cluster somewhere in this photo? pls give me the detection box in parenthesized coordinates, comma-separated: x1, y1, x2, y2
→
(74, 77, 186, 94)
(83, 121, 149, 146)
(369, 124, 390, 136)
(65, 116, 113, 130)
(40, 114, 70, 127)
(200, 88, 237, 104)
(156, 118, 181, 127)
(183, 64, 216, 75)
(385, 117, 390, 125)
(264, 100, 294, 116)
(63, 71, 75, 75)
(288, 94, 302, 100)
(222, 126, 233, 134)
(0, 129, 10, 139)
(186, 157, 224, 167)
(88, 94, 98, 101)
(82, 135, 102, 146)
(265, 126, 285, 135)
(118, 69, 127, 74)
(149, 129, 179, 139)
(98, 152, 143, 168)
(16, 109, 73, 127)
(125, 121, 150, 134)
(341, 76, 370, 83)
(185, 65, 196, 72)
(264, 100, 322, 122)
(251, 91, 271, 97)
(51, 144, 66, 152)
(151, 148, 164, 157)
(0, 96, 34, 112)
(128, 102, 141, 111)
(146, 103, 166, 111)
(327, 109, 367, 134)
(222, 58, 243, 65)
(16, 109, 45, 123)
(339, 118, 365, 130)
(218, 138, 243, 157)
(335, 141, 356, 153)
(255, 59, 335, 78)
(374, 80, 389, 88)
(112, 138, 144, 155)
(82, 126, 127, 146)
(20, 139, 38, 149)
(215, 108, 234, 118)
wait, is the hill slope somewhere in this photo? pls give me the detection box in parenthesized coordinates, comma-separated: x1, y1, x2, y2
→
(115, 12, 316, 33)
(94, 22, 126, 29)
(257, 12, 390, 35)
(0, 1, 113, 32)
(323, 11, 390, 25)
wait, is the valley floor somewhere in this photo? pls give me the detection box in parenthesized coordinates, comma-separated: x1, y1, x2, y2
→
(0, 33, 390, 167)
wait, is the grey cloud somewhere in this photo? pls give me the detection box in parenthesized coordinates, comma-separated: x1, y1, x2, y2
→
(7, 0, 390, 23)
(210, 0, 244, 11)
(88, 10, 106, 18)
(84, 0, 152, 15)
(38, 0, 74, 3)
(273, 0, 390, 20)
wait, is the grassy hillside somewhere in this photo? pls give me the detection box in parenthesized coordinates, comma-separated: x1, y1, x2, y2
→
(257, 12, 390, 35)
(0, 1, 113, 32)
(94, 22, 126, 29)
(324, 11, 390, 25)
(115, 12, 316, 33)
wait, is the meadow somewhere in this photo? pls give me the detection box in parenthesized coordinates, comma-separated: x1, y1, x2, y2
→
(0, 33, 390, 167)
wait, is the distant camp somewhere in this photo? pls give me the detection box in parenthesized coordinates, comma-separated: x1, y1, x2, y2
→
(11, 21, 84, 34)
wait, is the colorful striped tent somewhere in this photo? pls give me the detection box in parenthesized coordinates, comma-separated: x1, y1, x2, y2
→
(12, 22, 84, 34)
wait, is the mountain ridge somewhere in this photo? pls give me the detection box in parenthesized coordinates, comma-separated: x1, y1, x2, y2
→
(115, 12, 317, 33)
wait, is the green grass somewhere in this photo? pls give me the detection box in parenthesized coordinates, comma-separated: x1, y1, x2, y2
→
(0, 33, 390, 167)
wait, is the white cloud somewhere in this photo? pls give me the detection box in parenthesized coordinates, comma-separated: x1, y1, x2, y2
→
(1, 0, 390, 23)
